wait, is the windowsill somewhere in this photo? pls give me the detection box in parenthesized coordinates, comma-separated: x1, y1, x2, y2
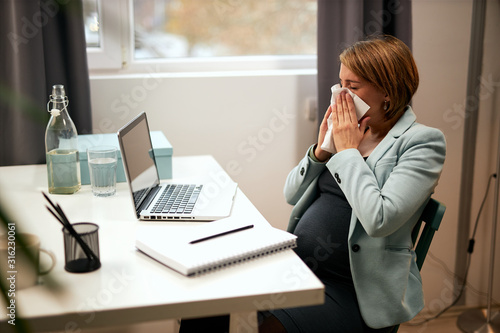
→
(88, 55, 318, 78)
(89, 68, 317, 80)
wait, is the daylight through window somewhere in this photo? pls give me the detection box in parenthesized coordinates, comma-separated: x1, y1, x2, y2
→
(83, 0, 100, 48)
(133, 0, 317, 60)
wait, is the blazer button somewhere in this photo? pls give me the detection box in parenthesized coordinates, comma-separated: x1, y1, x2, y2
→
(334, 173, 341, 183)
(352, 244, 360, 252)
(300, 167, 305, 176)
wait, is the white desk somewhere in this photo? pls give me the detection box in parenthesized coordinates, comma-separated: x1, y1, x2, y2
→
(0, 156, 324, 333)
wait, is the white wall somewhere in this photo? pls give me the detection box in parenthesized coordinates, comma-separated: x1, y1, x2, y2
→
(89, 71, 318, 231)
(412, 0, 472, 314)
(88, 0, 500, 320)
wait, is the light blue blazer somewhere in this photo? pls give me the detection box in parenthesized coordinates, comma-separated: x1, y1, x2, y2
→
(284, 107, 446, 328)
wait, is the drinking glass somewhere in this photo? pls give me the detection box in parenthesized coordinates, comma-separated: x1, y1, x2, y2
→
(87, 146, 117, 197)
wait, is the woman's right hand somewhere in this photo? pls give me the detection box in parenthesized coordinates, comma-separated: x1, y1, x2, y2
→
(314, 106, 333, 162)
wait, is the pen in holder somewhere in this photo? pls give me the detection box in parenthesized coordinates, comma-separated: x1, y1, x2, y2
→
(62, 222, 101, 273)
(43, 192, 101, 273)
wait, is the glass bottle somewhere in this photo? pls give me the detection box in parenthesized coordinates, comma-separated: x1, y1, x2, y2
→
(45, 84, 81, 194)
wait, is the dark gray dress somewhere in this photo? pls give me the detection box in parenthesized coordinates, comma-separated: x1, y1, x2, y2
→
(267, 167, 394, 333)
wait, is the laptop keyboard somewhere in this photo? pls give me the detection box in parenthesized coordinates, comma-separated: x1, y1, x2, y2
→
(151, 184, 202, 214)
(133, 188, 149, 207)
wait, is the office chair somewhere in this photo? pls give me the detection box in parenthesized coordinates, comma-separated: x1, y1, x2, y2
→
(390, 198, 447, 333)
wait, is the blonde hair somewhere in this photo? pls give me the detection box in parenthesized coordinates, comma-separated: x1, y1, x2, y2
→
(339, 35, 419, 119)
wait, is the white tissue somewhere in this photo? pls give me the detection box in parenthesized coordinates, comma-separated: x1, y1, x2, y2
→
(320, 84, 371, 153)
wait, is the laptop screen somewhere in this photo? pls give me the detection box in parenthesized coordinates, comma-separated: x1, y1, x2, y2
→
(117, 112, 159, 210)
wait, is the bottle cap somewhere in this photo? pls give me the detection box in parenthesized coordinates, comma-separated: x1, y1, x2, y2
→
(47, 84, 69, 113)
(52, 84, 65, 98)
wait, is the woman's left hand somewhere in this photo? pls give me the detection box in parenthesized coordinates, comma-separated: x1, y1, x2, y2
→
(331, 92, 370, 152)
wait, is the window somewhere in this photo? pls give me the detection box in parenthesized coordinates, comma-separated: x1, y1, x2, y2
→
(84, 0, 317, 72)
(83, 0, 99, 48)
(84, 0, 123, 70)
(133, 0, 316, 59)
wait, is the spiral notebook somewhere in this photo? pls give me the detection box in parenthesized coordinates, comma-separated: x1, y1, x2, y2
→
(136, 221, 297, 276)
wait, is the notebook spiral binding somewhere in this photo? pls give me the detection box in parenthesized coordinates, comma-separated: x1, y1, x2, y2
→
(191, 242, 297, 277)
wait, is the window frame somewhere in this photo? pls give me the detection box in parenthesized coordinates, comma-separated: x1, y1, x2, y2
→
(86, 0, 124, 70)
(87, 0, 317, 74)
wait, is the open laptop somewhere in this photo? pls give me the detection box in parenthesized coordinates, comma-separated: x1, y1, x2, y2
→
(117, 112, 238, 221)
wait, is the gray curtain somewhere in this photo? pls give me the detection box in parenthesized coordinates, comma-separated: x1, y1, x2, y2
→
(317, 0, 412, 123)
(0, 0, 92, 166)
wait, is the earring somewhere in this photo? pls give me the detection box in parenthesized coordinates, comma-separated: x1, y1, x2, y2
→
(383, 101, 388, 111)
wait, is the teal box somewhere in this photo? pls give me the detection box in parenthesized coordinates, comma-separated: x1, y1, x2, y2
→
(78, 131, 173, 185)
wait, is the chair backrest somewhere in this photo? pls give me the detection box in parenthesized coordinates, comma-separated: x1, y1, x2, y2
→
(411, 198, 446, 270)
(390, 198, 446, 333)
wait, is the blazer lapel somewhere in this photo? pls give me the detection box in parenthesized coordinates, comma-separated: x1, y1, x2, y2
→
(365, 106, 417, 169)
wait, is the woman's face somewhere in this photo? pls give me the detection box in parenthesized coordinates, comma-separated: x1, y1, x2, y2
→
(339, 64, 387, 122)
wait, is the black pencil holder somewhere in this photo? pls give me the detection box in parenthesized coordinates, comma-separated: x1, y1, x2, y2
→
(63, 222, 101, 273)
